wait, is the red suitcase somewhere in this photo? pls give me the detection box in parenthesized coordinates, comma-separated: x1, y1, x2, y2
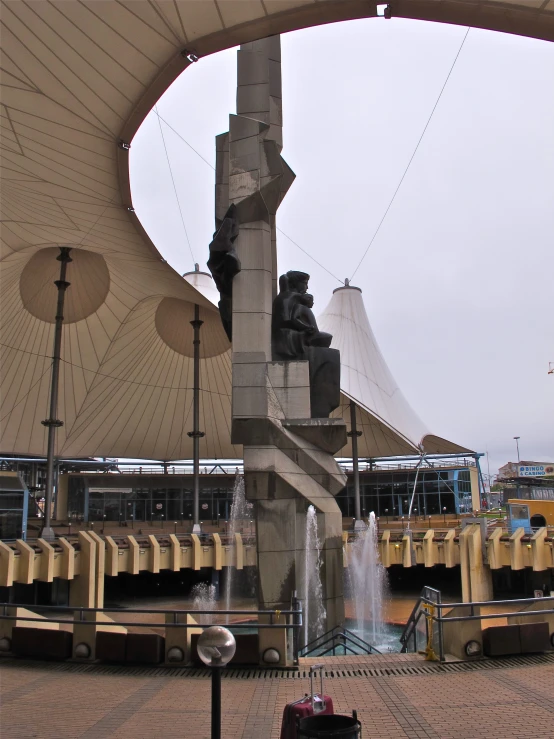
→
(280, 664, 334, 739)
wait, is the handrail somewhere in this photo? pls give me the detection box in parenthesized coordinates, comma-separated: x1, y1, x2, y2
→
(0, 601, 304, 663)
(400, 588, 554, 661)
(0, 602, 299, 617)
(299, 625, 382, 657)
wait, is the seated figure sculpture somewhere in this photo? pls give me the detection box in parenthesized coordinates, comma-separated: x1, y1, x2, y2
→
(272, 271, 340, 418)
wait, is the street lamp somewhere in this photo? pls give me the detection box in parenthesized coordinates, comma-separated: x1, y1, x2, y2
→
(384, 508, 389, 524)
(443, 506, 447, 525)
(513, 436, 521, 464)
(197, 626, 236, 739)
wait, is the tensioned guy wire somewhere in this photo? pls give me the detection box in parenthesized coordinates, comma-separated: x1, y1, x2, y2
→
(155, 105, 195, 265)
(350, 27, 471, 281)
(151, 107, 341, 282)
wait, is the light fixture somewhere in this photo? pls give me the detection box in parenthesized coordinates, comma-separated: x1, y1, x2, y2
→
(464, 640, 481, 657)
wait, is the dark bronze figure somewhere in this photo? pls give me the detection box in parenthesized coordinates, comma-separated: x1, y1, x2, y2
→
(272, 271, 340, 418)
(207, 204, 240, 340)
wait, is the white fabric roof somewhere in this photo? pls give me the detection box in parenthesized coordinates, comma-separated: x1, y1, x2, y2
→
(1, 0, 547, 460)
(319, 285, 471, 456)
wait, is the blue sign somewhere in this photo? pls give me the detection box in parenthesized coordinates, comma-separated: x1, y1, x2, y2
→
(507, 503, 531, 534)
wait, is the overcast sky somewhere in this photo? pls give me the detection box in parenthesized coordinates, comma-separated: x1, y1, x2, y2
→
(130, 18, 554, 480)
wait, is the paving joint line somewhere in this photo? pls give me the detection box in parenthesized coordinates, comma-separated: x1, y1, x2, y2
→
(77, 676, 169, 738)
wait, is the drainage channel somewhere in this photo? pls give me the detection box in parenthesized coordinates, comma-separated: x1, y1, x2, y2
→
(2, 653, 554, 679)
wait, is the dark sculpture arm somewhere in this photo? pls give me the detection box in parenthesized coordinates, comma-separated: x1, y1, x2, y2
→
(207, 204, 240, 340)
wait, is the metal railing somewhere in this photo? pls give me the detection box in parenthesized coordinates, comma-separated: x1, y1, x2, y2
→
(299, 625, 382, 658)
(0, 601, 303, 662)
(400, 587, 554, 661)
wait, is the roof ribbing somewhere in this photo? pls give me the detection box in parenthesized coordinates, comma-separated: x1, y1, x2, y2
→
(2, 0, 547, 459)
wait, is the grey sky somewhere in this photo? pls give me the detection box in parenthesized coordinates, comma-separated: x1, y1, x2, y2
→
(130, 18, 554, 480)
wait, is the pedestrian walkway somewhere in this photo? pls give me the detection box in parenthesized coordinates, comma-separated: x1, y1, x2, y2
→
(1, 654, 554, 738)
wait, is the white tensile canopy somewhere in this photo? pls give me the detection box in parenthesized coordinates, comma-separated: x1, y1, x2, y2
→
(319, 285, 471, 457)
(1, 1, 545, 461)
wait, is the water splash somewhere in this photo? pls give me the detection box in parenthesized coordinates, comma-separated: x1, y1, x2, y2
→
(224, 474, 253, 621)
(191, 582, 216, 625)
(302, 505, 326, 647)
(346, 512, 388, 645)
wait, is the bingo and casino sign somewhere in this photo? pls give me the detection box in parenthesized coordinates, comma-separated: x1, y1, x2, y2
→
(519, 464, 554, 477)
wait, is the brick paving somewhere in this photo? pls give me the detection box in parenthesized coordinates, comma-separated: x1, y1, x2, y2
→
(1, 657, 554, 738)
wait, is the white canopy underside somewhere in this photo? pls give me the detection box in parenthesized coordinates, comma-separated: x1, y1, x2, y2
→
(2, 0, 542, 459)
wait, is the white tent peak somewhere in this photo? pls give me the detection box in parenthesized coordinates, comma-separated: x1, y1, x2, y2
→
(319, 283, 471, 456)
(183, 268, 220, 307)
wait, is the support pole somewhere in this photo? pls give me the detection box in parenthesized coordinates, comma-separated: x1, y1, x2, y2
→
(348, 401, 365, 531)
(475, 455, 487, 511)
(211, 667, 222, 739)
(188, 302, 204, 535)
(41, 247, 72, 540)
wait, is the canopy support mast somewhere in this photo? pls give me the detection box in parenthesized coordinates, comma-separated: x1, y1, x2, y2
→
(348, 401, 365, 531)
(189, 298, 204, 534)
(41, 246, 72, 540)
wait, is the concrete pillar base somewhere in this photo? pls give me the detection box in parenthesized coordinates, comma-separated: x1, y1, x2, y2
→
(39, 525, 56, 541)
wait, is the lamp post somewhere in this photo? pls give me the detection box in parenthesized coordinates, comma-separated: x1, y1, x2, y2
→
(197, 626, 236, 739)
(513, 436, 521, 464)
(443, 506, 447, 525)
(384, 509, 389, 524)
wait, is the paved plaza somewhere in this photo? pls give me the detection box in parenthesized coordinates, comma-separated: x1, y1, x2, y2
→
(2, 654, 554, 739)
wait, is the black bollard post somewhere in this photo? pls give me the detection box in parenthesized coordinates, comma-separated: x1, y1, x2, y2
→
(211, 667, 221, 739)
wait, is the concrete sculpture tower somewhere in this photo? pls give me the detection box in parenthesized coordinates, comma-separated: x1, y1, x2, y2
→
(210, 37, 346, 637)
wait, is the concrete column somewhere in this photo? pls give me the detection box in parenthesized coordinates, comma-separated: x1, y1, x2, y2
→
(531, 527, 550, 572)
(86, 531, 105, 608)
(509, 527, 525, 570)
(147, 534, 160, 573)
(224, 36, 346, 640)
(15, 539, 34, 584)
(444, 529, 457, 568)
(169, 534, 181, 572)
(126, 535, 139, 575)
(486, 527, 503, 570)
(459, 524, 493, 603)
(191, 533, 201, 570)
(0, 541, 14, 587)
(37, 538, 55, 582)
(70, 531, 96, 608)
(104, 536, 119, 577)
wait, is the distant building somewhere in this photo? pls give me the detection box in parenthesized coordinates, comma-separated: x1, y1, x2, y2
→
(498, 461, 554, 480)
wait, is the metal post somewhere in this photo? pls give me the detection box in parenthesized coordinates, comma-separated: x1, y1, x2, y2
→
(41, 247, 72, 540)
(348, 401, 365, 531)
(189, 303, 204, 534)
(475, 455, 487, 510)
(211, 667, 222, 739)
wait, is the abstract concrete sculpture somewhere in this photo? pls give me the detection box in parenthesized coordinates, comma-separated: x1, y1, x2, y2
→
(272, 270, 340, 419)
(213, 36, 346, 645)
